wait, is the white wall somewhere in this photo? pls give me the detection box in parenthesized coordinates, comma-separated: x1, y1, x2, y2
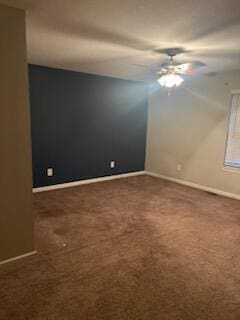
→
(146, 70, 240, 195)
(0, 4, 34, 262)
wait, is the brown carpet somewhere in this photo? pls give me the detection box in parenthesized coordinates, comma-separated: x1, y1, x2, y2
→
(1, 175, 240, 320)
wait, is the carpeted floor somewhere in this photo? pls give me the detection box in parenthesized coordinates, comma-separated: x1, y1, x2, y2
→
(1, 175, 240, 319)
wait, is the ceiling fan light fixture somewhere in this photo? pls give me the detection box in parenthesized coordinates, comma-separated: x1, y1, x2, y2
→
(157, 73, 184, 88)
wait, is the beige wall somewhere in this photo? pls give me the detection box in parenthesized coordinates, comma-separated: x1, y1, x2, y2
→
(146, 70, 240, 195)
(0, 4, 34, 262)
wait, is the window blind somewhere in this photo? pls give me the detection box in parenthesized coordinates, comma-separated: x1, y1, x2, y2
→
(224, 94, 240, 168)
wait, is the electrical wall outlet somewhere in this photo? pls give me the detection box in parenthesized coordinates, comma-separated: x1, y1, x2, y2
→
(110, 161, 115, 169)
(47, 168, 54, 177)
(177, 164, 182, 172)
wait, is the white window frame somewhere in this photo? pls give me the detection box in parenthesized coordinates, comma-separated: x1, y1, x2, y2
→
(223, 90, 240, 172)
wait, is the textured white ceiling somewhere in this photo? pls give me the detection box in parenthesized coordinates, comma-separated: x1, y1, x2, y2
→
(1, 0, 240, 80)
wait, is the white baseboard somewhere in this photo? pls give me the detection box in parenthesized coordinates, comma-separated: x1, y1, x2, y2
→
(0, 250, 37, 266)
(146, 171, 240, 201)
(33, 171, 146, 193)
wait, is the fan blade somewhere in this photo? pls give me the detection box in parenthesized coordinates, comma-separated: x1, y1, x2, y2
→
(161, 60, 178, 68)
(175, 61, 206, 74)
(157, 68, 168, 74)
(175, 63, 191, 72)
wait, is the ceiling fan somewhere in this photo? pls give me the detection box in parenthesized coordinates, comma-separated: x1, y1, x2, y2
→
(136, 48, 206, 89)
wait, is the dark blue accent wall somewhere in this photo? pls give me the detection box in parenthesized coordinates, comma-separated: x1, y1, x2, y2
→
(29, 65, 148, 187)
